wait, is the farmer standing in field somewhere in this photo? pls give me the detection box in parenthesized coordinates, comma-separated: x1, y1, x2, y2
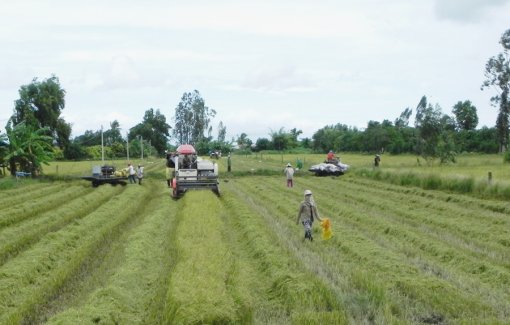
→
(137, 164, 144, 185)
(284, 162, 294, 188)
(374, 154, 381, 167)
(296, 189, 322, 241)
(128, 163, 136, 184)
(165, 151, 176, 187)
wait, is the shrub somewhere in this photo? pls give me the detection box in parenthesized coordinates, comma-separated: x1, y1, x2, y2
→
(503, 150, 510, 163)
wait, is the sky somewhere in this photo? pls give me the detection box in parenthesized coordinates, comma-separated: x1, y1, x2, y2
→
(0, 0, 509, 143)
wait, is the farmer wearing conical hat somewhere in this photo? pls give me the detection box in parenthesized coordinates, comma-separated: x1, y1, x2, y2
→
(284, 162, 295, 188)
(296, 190, 323, 241)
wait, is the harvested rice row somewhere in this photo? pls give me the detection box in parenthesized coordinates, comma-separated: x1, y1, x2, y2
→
(0, 185, 123, 266)
(46, 183, 177, 324)
(221, 181, 348, 324)
(296, 175, 509, 259)
(301, 177, 510, 266)
(341, 176, 510, 236)
(0, 184, 151, 324)
(296, 178, 510, 317)
(226, 178, 401, 324)
(163, 191, 241, 324)
(345, 175, 510, 214)
(281, 177, 509, 322)
(0, 184, 92, 229)
(342, 185, 510, 262)
(233, 177, 500, 323)
(325, 196, 510, 318)
(0, 182, 65, 206)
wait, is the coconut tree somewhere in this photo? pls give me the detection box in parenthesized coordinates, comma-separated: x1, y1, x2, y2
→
(5, 121, 54, 175)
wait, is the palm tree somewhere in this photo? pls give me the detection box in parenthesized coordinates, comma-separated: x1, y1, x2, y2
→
(5, 121, 54, 175)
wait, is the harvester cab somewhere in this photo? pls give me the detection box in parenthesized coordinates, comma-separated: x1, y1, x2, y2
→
(168, 144, 219, 198)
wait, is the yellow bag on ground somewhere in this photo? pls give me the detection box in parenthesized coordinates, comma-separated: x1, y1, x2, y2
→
(320, 218, 333, 240)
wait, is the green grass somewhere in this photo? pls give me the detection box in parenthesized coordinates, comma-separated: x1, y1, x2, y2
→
(227, 176, 510, 323)
(0, 184, 92, 229)
(0, 185, 120, 266)
(47, 183, 177, 324)
(1, 153, 510, 324)
(0, 184, 151, 324)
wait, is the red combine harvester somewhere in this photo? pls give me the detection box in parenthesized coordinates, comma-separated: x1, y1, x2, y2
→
(167, 144, 219, 198)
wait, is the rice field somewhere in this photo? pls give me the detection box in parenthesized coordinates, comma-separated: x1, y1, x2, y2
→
(0, 154, 509, 324)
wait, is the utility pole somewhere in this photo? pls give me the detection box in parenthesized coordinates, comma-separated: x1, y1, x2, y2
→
(126, 132, 130, 161)
(138, 135, 143, 160)
(101, 125, 104, 166)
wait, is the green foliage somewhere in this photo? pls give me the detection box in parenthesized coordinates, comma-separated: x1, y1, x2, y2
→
(0, 132, 8, 167)
(312, 123, 360, 152)
(481, 28, 510, 152)
(104, 120, 123, 145)
(415, 96, 457, 164)
(354, 167, 510, 199)
(84, 145, 111, 159)
(73, 129, 101, 146)
(217, 120, 227, 143)
(453, 100, 479, 130)
(5, 121, 54, 174)
(254, 137, 271, 151)
(10, 75, 70, 151)
(503, 150, 510, 163)
(173, 90, 216, 145)
(236, 132, 253, 150)
(270, 127, 296, 151)
(63, 142, 87, 160)
(197, 139, 232, 155)
(110, 142, 126, 158)
(52, 147, 64, 160)
(129, 108, 170, 155)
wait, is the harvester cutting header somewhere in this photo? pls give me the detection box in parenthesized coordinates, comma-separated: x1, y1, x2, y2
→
(166, 144, 219, 198)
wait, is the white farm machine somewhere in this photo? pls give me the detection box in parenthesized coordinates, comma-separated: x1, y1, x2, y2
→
(167, 144, 219, 198)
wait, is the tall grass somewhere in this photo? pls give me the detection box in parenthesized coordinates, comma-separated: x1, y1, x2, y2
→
(353, 168, 510, 199)
(0, 185, 151, 324)
(221, 184, 348, 324)
(0, 182, 66, 207)
(0, 185, 120, 266)
(0, 185, 92, 229)
(164, 191, 241, 324)
(230, 176, 510, 323)
(47, 184, 176, 324)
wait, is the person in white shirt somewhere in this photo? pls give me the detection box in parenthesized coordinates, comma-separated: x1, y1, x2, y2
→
(128, 163, 136, 184)
(284, 163, 295, 188)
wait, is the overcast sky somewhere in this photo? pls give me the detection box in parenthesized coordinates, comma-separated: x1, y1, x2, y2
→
(1, 0, 509, 142)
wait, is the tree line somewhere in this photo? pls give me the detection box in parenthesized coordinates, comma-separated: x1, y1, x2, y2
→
(1, 28, 509, 175)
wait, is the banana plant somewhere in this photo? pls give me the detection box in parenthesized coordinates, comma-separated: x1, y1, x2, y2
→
(5, 121, 54, 175)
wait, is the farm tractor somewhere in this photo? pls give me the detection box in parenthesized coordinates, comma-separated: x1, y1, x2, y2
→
(167, 144, 219, 198)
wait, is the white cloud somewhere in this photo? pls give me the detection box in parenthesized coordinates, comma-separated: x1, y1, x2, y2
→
(1, 0, 508, 142)
(241, 65, 316, 93)
(434, 0, 510, 22)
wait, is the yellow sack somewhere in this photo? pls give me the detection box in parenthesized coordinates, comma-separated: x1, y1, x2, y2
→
(320, 218, 333, 240)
